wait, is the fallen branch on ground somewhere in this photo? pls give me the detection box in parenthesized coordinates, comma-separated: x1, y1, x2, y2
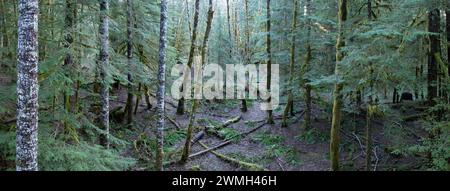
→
(198, 141, 266, 171)
(189, 122, 268, 159)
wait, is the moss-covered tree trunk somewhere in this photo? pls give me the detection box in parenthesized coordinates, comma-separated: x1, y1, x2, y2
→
(155, 0, 168, 171)
(282, 0, 298, 127)
(427, 9, 440, 105)
(125, 0, 134, 126)
(266, 0, 274, 124)
(181, 0, 214, 164)
(98, 0, 110, 149)
(330, 0, 347, 171)
(446, 10, 449, 99)
(241, 0, 249, 112)
(16, 0, 39, 171)
(63, 0, 74, 133)
(176, 0, 200, 115)
(302, 0, 312, 130)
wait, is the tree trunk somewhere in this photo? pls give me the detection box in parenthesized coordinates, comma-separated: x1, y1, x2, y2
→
(302, 0, 312, 130)
(241, 0, 249, 112)
(330, 0, 347, 171)
(176, 0, 200, 115)
(266, 0, 274, 124)
(155, 0, 168, 171)
(181, 0, 214, 164)
(226, 0, 233, 59)
(282, 0, 298, 127)
(125, 0, 134, 126)
(16, 0, 39, 171)
(98, 0, 110, 149)
(0, 0, 9, 68)
(63, 0, 74, 133)
(365, 0, 374, 171)
(427, 9, 440, 105)
(446, 10, 449, 98)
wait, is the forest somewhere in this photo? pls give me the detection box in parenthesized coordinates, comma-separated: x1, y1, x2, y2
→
(0, 0, 449, 171)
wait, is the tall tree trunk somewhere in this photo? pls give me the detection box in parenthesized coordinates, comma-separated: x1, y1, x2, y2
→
(155, 0, 168, 171)
(98, 0, 110, 149)
(302, 0, 312, 130)
(241, 0, 251, 112)
(125, 0, 134, 126)
(266, 0, 274, 124)
(226, 0, 233, 59)
(176, 0, 200, 115)
(447, 10, 449, 95)
(0, 0, 8, 68)
(330, 0, 347, 171)
(427, 9, 440, 105)
(282, 0, 298, 127)
(16, 0, 39, 171)
(365, 0, 374, 171)
(63, 0, 74, 133)
(181, 0, 214, 164)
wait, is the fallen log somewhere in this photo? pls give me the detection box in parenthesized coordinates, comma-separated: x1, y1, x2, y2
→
(198, 141, 266, 171)
(166, 116, 181, 130)
(190, 122, 268, 159)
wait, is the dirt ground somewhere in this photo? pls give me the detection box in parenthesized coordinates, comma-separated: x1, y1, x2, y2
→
(110, 88, 427, 171)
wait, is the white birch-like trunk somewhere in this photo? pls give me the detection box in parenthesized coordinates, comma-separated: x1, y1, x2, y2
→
(16, 0, 39, 171)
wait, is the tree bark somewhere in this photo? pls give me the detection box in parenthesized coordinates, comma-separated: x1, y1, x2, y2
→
(266, 0, 274, 124)
(125, 0, 134, 126)
(155, 0, 168, 171)
(447, 10, 449, 89)
(427, 9, 440, 105)
(181, 0, 214, 164)
(365, 0, 376, 171)
(330, 0, 347, 171)
(282, 0, 298, 127)
(302, 0, 312, 130)
(98, 0, 110, 149)
(241, 0, 251, 112)
(16, 0, 39, 171)
(176, 0, 200, 115)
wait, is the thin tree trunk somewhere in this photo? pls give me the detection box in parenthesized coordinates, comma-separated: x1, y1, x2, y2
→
(155, 0, 168, 171)
(98, 0, 110, 149)
(125, 0, 134, 126)
(16, 0, 39, 171)
(226, 0, 233, 59)
(63, 0, 74, 132)
(134, 83, 141, 115)
(176, 0, 200, 115)
(144, 85, 152, 110)
(181, 0, 214, 164)
(266, 0, 274, 124)
(241, 0, 251, 112)
(427, 9, 440, 105)
(282, 0, 298, 127)
(330, 0, 347, 171)
(302, 0, 312, 130)
(365, 0, 374, 171)
(446, 10, 449, 100)
(0, 0, 8, 68)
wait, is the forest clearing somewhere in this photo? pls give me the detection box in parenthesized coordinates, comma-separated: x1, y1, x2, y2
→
(0, 0, 449, 171)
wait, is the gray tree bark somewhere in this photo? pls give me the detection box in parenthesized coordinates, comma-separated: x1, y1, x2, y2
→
(16, 0, 39, 171)
(98, 0, 110, 149)
(155, 0, 168, 171)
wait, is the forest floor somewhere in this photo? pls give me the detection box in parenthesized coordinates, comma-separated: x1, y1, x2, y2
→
(110, 88, 429, 171)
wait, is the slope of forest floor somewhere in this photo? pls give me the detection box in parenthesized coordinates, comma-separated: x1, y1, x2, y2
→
(110, 88, 429, 171)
